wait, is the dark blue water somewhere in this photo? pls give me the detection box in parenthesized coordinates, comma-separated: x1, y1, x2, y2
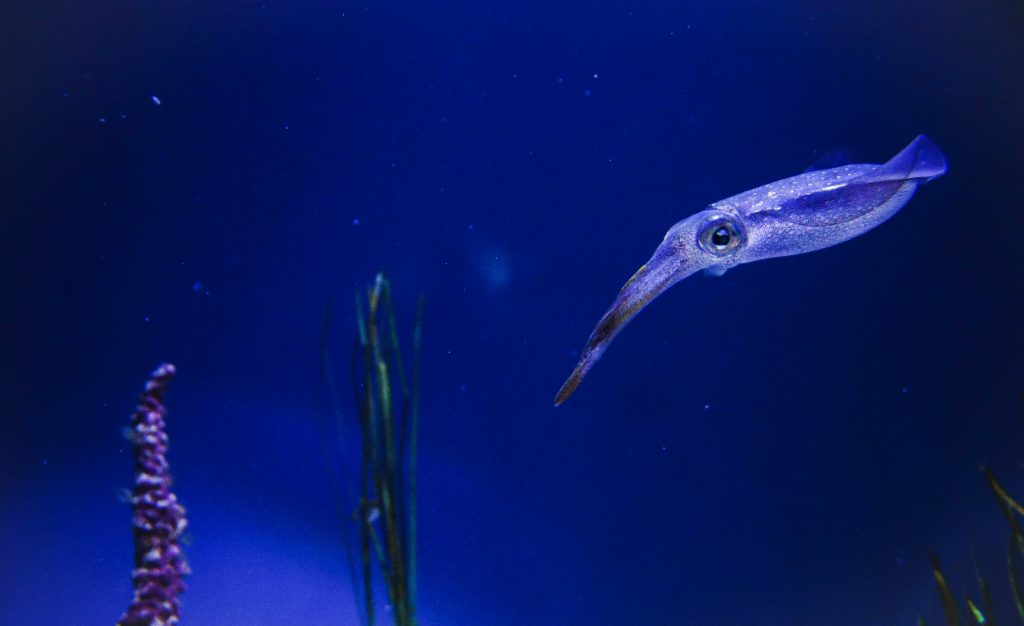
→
(2, 1, 1023, 624)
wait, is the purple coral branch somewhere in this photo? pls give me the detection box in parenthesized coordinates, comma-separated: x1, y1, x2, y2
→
(118, 363, 189, 626)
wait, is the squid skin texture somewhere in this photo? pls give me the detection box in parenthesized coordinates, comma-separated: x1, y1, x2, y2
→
(554, 135, 947, 406)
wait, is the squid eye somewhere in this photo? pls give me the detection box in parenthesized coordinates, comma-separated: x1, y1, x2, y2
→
(699, 219, 744, 256)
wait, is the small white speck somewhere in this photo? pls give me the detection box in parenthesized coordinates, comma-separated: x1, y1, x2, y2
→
(99, 117, 107, 124)
(151, 95, 162, 106)
(703, 404, 710, 410)
(593, 72, 599, 79)
(352, 218, 361, 226)
(144, 316, 150, 323)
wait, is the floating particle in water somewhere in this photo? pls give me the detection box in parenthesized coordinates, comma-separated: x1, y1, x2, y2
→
(352, 218, 361, 226)
(192, 281, 202, 292)
(894, 549, 908, 566)
(99, 117, 107, 124)
(366, 506, 380, 523)
(901, 387, 909, 395)
(151, 95, 162, 106)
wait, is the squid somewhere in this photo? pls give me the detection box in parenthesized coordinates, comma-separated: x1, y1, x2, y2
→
(555, 135, 947, 405)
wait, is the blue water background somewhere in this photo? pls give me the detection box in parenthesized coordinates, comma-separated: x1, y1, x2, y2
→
(2, 1, 1023, 624)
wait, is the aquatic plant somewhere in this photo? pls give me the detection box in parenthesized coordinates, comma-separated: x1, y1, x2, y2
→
(319, 274, 422, 626)
(924, 467, 1024, 625)
(117, 363, 189, 626)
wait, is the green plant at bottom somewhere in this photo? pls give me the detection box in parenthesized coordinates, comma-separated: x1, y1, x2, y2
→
(925, 467, 1024, 626)
(351, 273, 422, 626)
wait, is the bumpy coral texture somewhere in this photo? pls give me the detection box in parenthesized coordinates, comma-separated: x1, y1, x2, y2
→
(118, 363, 189, 626)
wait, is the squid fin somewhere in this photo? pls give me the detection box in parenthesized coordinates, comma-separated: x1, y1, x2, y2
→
(855, 135, 947, 184)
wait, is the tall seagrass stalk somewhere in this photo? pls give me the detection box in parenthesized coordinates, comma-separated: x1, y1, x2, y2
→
(923, 466, 1024, 625)
(354, 274, 421, 626)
